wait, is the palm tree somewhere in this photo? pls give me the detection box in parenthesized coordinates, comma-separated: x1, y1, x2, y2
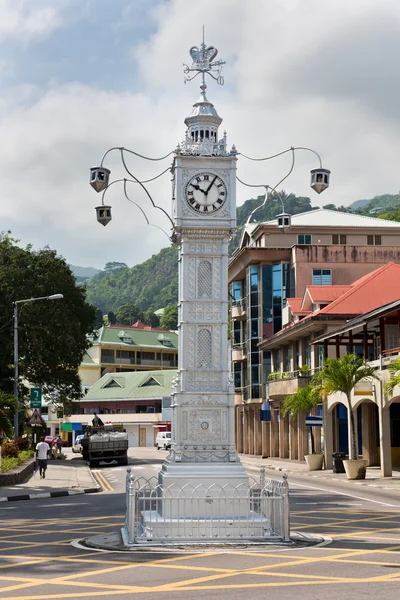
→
(314, 354, 378, 460)
(384, 357, 400, 397)
(0, 392, 17, 440)
(282, 384, 321, 454)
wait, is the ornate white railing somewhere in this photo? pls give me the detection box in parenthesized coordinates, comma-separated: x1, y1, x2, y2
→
(121, 467, 290, 545)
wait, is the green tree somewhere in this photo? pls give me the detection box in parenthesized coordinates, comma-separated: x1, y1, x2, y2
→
(314, 354, 378, 460)
(282, 384, 321, 454)
(104, 262, 128, 272)
(379, 207, 400, 222)
(94, 308, 103, 328)
(115, 304, 140, 326)
(322, 204, 337, 211)
(160, 304, 178, 330)
(143, 309, 160, 328)
(0, 233, 95, 414)
(0, 392, 17, 439)
(107, 310, 117, 325)
(384, 357, 400, 396)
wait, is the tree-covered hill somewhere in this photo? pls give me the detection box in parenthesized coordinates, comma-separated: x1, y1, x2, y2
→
(84, 191, 400, 314)
(85, 246, 179, 313)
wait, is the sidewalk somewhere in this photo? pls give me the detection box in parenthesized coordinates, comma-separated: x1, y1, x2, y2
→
(0, 449, 99, 503)
(239, 454, 400, 490)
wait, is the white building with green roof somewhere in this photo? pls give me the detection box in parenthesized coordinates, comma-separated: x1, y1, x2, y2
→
(63, 369, 177, 447)
(78, 325, 178, 393)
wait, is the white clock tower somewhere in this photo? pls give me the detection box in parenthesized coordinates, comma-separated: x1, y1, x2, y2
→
(158, 42, 249, 496)
(138, 40, 269, 540)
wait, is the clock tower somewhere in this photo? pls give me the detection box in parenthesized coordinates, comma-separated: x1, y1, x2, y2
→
(158, 41, 249, 494)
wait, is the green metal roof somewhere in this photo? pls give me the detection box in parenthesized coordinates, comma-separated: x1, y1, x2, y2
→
(84, 369, 177, 400)
(93, 326, 178, 349)
(81, 352, 97, 365)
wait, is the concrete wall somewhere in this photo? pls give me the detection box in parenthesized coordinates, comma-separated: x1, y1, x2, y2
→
(293, 245, 400, 294)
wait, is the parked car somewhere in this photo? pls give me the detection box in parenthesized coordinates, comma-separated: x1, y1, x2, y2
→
(156, 431, 171, 450)
(44, 435, 56, 447)
(72, 435, 85, 454)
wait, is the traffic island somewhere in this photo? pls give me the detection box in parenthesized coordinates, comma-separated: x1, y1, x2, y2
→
(81, 530, 326, 552)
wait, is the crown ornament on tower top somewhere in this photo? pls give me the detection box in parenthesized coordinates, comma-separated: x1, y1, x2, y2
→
(183, 29, 225, 87)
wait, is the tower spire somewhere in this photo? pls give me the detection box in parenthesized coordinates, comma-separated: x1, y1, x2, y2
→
(182, 35, 228, 156)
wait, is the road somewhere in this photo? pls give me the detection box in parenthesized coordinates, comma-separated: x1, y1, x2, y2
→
(1, 449, 400, 600)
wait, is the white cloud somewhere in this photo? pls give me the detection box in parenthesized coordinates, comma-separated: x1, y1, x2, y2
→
(0, 0, 66, 42)
(1, 0, 400, 269)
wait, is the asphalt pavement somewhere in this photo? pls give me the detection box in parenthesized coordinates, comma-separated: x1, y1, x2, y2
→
(1, 449, 400, 600)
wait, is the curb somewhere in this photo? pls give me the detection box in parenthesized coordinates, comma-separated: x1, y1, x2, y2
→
(0, 487, 100, 503)
(241, 462, 400, 490)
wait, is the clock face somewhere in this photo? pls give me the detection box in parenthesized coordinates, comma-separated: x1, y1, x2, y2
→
(185, 172, 227, 214)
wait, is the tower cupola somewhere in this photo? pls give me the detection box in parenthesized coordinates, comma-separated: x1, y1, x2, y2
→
(184, 84, 222, 147)
(181, 41, 229, 156)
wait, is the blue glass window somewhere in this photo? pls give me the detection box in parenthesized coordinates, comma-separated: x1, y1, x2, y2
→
(232, 281, 242, 302)
(298, 234, 312, 244)
(312, 269, 332, 285)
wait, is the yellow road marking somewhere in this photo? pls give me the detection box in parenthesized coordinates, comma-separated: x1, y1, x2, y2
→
(91, 470, 113, 492)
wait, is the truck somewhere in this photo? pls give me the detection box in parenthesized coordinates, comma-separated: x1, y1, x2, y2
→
(81, 422, 128, 468)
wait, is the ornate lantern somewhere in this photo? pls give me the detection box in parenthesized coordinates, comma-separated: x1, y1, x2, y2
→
(277, 212, 291, 229)
(310, 168, 330, 194)
(95, 205, 112, 226)
(90, 166, 111, 192)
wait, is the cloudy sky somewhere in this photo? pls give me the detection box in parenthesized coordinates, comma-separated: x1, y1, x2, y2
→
(1, 0, 400, 270)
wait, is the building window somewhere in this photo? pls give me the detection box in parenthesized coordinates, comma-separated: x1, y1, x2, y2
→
(232, 281, 242, 303)
(312, 269, 332, 285)
(332, 234, 347, 244)
(233, 320, 241, 345)
(101, 349, 114, 363)
(298, 234, 312, 245)
(367, 235, 382, 246)
(284, 345, 291, 372)
(234, 362, 242, 389)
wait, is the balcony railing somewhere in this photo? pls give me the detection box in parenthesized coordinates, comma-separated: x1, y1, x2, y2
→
(101, 357, 177, 368)
(231, 298, 247, 320)
(232, 342, 247, 361)
(268, 368, 314, 381)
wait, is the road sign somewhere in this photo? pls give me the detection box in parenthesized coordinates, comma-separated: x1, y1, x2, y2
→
(30, 388, 42, 409)
(28, 408, 45, 426)
(305, 416, 323, 427)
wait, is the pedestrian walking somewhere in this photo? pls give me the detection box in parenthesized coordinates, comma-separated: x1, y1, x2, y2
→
(35, 436, 50, 479)
(55, 435, 63, 457)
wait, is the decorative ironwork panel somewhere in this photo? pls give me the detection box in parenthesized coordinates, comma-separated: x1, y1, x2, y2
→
(197, 328, 212, 368)
(197, 260, 212, 298)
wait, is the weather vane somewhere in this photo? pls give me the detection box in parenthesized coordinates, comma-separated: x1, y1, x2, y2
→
(183, 26, 225, 86)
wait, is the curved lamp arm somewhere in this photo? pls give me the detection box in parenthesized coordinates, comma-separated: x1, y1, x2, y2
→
(239, 145, 323, 169)
(120, 149, 175, 230)
(100, 146, 174, 167)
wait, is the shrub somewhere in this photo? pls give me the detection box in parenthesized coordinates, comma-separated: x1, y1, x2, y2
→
(0, 450, 33, 473)
(15, 437, 30, 451)
(1, 441, 19, 458)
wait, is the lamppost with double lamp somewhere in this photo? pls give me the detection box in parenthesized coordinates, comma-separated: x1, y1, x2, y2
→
(13, 294, 64, 439)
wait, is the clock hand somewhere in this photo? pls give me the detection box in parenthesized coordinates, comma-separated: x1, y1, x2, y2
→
(191, 184, 205, 193)
(205, 175, 218, 195)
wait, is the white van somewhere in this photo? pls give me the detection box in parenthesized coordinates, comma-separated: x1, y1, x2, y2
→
(156, 431, 171, 450)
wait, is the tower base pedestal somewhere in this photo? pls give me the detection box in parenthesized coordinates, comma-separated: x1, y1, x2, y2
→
(138, 460, 272, 542)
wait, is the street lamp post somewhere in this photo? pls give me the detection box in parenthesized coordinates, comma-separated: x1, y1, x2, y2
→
(13, 294, 64, 439)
